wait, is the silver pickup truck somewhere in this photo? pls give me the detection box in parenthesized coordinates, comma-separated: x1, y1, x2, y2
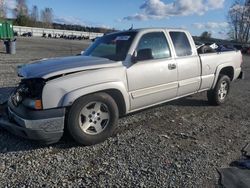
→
(0, 28, 244, 145)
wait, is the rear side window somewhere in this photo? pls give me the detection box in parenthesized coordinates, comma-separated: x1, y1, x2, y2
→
(137, 32, 171, 59)
(169, 32, 192, 57)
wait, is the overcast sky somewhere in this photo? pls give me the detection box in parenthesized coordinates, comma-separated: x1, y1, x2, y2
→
(5, 0, 235, 38)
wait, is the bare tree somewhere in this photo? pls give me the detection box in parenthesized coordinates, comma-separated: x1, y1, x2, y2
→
(228, 0, 250, 42)
(0, 0, 6, 18)
(30, 5, 39, 22)
(200, 31, 212, 39)
(13, 0, 28, 17)
(41, 7, 53, 28)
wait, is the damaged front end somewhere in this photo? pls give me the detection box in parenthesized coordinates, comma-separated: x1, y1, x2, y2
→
(0, 78, 65, 144)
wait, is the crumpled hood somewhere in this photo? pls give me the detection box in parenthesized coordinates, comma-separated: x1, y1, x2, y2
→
(18, 56, 120, 79)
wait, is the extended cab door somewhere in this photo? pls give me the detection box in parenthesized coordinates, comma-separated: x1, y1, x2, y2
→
(126, 31, 178, 110)
(168, 31, 201, 96)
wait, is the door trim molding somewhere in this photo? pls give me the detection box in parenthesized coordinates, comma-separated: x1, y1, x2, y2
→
(178, 77, 200, 87)
(131, 82, 178, 99)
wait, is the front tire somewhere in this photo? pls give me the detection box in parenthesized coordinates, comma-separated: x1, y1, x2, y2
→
(207, 75, 231, 105)
(67, 93, 119, 145)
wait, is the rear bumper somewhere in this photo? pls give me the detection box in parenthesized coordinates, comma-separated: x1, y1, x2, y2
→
(0, 100, 65, 144)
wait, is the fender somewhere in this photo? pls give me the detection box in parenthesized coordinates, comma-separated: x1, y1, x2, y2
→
(212, 63, 235, 89)
(61, 82, 130, 113)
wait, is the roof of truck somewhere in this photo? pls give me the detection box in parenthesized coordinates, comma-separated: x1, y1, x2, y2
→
(107, 28, 188, 35)
(131, 27, 187, 32)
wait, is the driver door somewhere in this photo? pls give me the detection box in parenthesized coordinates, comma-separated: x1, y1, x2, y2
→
(126, 31, 178, 110)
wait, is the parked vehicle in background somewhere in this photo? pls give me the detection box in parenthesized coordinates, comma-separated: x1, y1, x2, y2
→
(0, 28, 244, 145)
(241, 46, 250, 55)
(21, 32, 33, 37)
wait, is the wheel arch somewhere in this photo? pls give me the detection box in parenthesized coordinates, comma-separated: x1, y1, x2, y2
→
(104, 89, 127, 116)
(212, 64, 235, 89)
(62, 82, 129, 116)
(219, 66, 234, 81)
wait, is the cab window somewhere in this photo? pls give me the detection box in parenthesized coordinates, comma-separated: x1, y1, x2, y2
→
(137, 32, 171, 60)
(169, 31, 192, 57)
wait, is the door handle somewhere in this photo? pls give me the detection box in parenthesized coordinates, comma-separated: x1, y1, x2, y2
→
(168, 63, 176, 70)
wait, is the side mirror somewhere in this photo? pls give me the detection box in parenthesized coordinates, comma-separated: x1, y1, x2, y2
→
(132, 48, 153, 63)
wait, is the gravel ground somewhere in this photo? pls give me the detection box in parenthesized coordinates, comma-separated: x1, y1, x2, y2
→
(0, 37, 249, 187)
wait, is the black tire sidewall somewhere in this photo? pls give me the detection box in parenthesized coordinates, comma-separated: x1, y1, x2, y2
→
(67, 93, 119, 145)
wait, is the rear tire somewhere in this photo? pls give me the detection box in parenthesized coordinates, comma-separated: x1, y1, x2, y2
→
(207, 75, 231, 105)
(67, 92, 119, 145)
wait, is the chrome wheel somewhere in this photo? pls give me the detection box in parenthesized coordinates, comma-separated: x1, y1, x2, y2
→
(207, 75, 231, 106)
(218, 81, 228, 100)
(78, 101, 110, 135)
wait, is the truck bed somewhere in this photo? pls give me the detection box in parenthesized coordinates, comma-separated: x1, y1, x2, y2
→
(199, 50, 242, 91)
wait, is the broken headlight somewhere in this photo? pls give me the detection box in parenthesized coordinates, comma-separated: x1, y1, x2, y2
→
(12, 78, 45, 110)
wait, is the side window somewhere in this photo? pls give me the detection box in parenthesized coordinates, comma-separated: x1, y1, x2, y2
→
(137, 32, 171, 59)
(169, 32, 192, 57)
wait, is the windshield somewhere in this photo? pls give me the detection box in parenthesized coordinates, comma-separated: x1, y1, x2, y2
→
(84, 31, 137, 61)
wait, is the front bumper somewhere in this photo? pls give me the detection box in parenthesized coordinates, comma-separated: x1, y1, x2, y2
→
(0, 100, 65, 144)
